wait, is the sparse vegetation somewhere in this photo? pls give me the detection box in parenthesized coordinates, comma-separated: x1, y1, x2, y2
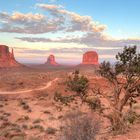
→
(54, 92, 74, 105)
(46, 127, 57, 135)
(99, 46, 140, 133)
(67, 70, 89, 99)
(30, 124, 44, 132)
(33, 118, 42, 124)
(124, 110, 139, 124)
(19, 100, 32, 112)
(0, 104, 4, 108)
(16, 115, 30, 122)
(0, 47, 140, 139)
(0, 121, 26, 139)
(43, 110, 51, 114)
(85, 96, 101, 111)
(22, 124, 28, 130)
(59, 111, 100, 140)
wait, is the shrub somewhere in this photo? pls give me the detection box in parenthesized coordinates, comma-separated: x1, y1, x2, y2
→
(22, 124, 28, 130)
(59, 111, 100, 140)
(19, 100, 31, 112)
(19, 100, 26, 106)
(0, 104, 4, 108)
(67, 71, 89, 98)
(124, 110, 138, 124)
(85, 96, 101, 110)
(108, 114, 127, 135)
(46, 127, 57, 135)
(22, 104, 30, 110)
(16, 115, 29, 122)
(43, 110, 51, 114)
(30, 125, 44, 132)
(54, 92, 74, 105)
(33, 119, 42, 124)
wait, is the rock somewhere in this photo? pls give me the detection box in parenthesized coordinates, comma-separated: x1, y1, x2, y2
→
(0, 45, 22, 68)
(45, 54, 58, 66)
(82, 51, 99, 65)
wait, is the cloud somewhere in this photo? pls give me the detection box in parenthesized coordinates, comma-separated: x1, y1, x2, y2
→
(16, 34, 140, 49)
(37, 4, 106, 33)
(0, 4, 106, 35)
(16, 46, 120, 55)
(0, 3, 140, 63)
(36, 4, 62, 10)
(0, 11, 63, 34)
(3, 3, 138, 50)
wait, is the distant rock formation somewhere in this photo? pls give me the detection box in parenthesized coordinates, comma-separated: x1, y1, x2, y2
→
(82, 51, 99, 65)
(0, 45, 21, 68)
(45, 54, 58, 66)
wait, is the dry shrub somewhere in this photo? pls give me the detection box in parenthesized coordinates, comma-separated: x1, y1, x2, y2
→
(85, 96, 101, 111)
(108, 109, 139, 134)
(54, 92, 74, 105)
(109, 114, 127, 135)
(59, 111, 100, 140)
(124, 110, 139, 124)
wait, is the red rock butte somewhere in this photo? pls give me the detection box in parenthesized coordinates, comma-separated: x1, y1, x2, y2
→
(82, 51, 99, 65)
(45, 54, 58, 66)
(0, 45, 21, 68)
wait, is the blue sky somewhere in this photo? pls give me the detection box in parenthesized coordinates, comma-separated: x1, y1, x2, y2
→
(0, 0, 140, 64)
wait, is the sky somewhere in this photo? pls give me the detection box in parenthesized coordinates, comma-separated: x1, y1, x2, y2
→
(0, 0, 140, 64)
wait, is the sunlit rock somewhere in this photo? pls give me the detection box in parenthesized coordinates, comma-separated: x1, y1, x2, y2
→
(82, 51, 99, 65)
(45, 54, 58, 66)
(0, 45, 22, 68)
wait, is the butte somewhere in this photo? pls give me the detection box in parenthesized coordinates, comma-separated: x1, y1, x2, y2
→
(45, 54, 59, 66)
(0, 45, 22, 68)
(82, 51, 99, 65)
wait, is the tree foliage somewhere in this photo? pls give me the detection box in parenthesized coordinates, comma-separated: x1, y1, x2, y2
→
(99, 46, 140, 133)
(67, 70, 89, 98)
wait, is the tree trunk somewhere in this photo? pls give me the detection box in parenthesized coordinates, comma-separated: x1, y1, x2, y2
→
(109, 92, 130, 133)
(118, 91, 130, 112)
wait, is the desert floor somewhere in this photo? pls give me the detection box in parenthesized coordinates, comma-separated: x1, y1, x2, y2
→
(0, 66, 140, 140)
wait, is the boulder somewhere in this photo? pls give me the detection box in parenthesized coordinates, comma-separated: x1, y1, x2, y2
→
(82, 51, 99, 65)
(0, 45, 21, 68)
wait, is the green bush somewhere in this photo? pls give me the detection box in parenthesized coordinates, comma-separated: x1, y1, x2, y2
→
(67, 71, 89, 98)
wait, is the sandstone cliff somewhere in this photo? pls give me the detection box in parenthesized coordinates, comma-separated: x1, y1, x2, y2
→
(82, 51, 99, 65)
(0, 45, 22, 68)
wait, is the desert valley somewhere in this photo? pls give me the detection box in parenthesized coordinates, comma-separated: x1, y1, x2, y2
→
(0, 1, 140, 140)
(0, 44, 140, 140)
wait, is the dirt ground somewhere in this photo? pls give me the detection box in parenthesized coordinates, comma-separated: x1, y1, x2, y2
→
(0, 66, 140, 140)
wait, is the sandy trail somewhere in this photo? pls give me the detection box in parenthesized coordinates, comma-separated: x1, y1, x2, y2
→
(0, 78, 58, 95)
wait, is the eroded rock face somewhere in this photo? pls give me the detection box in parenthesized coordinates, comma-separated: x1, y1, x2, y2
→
(82, 51, 99, 65)
(0, 45, 21, 68)
(45, 54, 58, 66)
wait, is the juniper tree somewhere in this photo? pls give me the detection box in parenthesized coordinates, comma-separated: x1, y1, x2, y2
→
(99, 46, 140, 132)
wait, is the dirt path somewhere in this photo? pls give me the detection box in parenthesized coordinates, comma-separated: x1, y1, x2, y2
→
(0, 78, 59, 95)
